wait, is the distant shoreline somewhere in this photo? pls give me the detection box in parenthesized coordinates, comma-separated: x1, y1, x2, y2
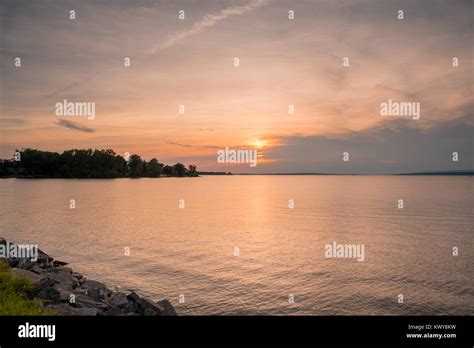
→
(1, 171, 472, 178)
(230, 171, 473, 176)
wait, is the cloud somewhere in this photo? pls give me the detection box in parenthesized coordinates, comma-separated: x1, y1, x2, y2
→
(149, 0, 269, 53)
(165, 141, 193, 148)
(42, 0, 269, 98)
(165, 141, 221, 149)
(261, 116, 474, 174)
(56, 119, 95, 133)
(0, 118, 25, 125)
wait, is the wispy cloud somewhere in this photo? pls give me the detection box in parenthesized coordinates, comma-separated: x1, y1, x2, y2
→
(44, 0, 269, 98)
(0, 118, 25, 125)
(56, 119, 95, 133)
(165, 141, 221, 149)
(149, 0, 269, 53)
(165, 141, 193, 148)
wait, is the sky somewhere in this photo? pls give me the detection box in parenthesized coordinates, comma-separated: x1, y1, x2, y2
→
(0, 0, 472, 173)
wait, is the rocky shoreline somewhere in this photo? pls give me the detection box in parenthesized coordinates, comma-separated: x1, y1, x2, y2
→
(0, 238, 177, 316)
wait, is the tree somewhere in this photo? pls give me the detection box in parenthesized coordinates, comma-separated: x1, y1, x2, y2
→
(173, 163, 186, 177)
(146, 158, 163, 177)
(163, 165, 173, 176)
(128, 155, 144, 177)
(4, 148, 197, 178)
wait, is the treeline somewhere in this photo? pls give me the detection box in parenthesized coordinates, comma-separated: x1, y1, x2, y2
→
(0, 148, 197, 178)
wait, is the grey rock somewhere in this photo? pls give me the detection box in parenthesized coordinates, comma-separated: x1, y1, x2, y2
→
(73, 294, 110, 311)
(52, 266, 73, 274)
(30, 265, 45, 274)
(52, 285, 71, 302)
(76, 307, 98, 316)
(139, 297, 165, 316)
(37, 249, 53, 264)
(144, 307, 158, 316)
(52, 260, 68, 266)
(36, 286, 61, 304)
(110, 292, 128, 307)
(50, 271, 79, 290)
(14, 257, 35, 270)
(46, 304, 79, 316)
(87, 287, 105, 301)
(35, 277, 55, 291)
(126, 291, 141, 303)
(81, 279, 106, 292)
(156, 299, 178, 316)
(72, 272, 83, 279)
(103, 306, 125, 316)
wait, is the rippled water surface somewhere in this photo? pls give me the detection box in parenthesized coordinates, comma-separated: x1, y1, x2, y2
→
(1, 176, 472, 315)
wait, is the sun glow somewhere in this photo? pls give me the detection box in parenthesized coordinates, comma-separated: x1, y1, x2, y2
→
(250, 139, 267, 149)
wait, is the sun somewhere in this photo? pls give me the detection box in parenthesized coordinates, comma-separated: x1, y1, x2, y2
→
(250, 139, 267, 149)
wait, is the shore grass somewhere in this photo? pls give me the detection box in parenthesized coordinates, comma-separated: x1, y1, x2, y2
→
(0, 261, 53, 315)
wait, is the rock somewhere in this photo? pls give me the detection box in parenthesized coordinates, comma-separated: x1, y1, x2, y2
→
(50, 271, 79, 290)
(144, 307, 158, 316)
(72, 272, 83, 279)
(36, 286, 61, 304)
(52, 260, 68, 266)
(0, 238, 179, 317)
(81, 279, 106, 292)
(76, 307, 98, 316)
(13, 257, 35, 270)
(138, 297, 165, 316)
(37, 249, 53, 264)
(52, 285, 71, 303)
(109, 292, 128, 308)
(73, 294, 110, 311)
(30, 265, 45, 274)
(46, 304, 79, 316)
(52, 266, 73, 274)
(156, 299, 178, 316)
(126, 291, 141, 304)
(103, 307, 125, 316)
(87, 287, 105, 301)
(35, 277, 55, 292)
(72, 287, 88, 295)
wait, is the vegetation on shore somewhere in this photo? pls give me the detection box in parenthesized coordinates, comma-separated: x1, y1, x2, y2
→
(0, 148, 197, 178)
(0, 261, 52, 315)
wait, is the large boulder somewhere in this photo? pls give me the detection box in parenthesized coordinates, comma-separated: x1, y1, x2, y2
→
(72, 293, 110, 312)
(109, 292, 129, 308)
(80, 279, 109, 300)
(49, 271, 79, 290)
(36, 285, 61, 304)
(139, 297, 165, 316)
(156, 299, 178, 316)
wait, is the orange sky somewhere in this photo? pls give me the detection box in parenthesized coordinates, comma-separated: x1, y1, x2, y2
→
(1, 0, 472, 173)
